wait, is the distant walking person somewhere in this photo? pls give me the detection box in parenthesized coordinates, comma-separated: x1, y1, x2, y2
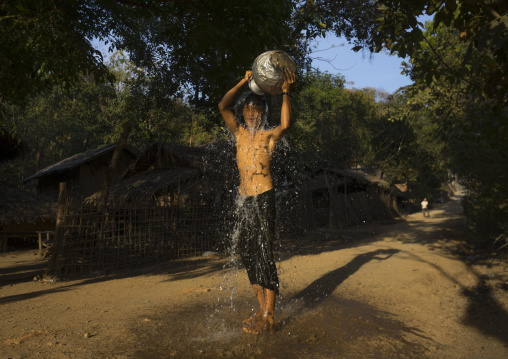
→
(421, 198, 429, 217)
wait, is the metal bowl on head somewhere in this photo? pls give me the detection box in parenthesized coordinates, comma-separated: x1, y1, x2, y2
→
(251, 50, 296, 95)
(248, 79, 265, 95)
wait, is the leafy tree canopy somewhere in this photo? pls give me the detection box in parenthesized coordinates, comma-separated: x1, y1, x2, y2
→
(0, 0, 387, 109)
(0, 0, 291, 108)
(371, 0, 508, 105)
(290, 71, 380, 169)
(0, 1, 112, 106)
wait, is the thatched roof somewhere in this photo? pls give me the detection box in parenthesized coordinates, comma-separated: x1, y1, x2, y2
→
(123, 142, 236, 181)
(348, 169, 391, 189)
(0, 186, 57, 224)
(0, 127, 27, 162)
(306, 168, 391, 191)
(87, 140, 316, 204)
(86, 167, 203, 204)
(23, 143, 138, 182)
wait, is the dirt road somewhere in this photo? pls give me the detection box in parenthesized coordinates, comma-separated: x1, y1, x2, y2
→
(1, 196, 507, 358)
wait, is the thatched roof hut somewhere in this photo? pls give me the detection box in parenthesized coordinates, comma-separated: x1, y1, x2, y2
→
(23, 143, 138, 200)
(302, 168, 399, 228)
(0, 127, 27, 162)
(55, 142, 238, 275)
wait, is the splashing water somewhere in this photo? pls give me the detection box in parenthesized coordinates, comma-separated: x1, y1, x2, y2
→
(206, 89, 305, 337)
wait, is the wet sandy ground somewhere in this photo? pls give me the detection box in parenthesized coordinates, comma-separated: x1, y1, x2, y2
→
(1, 196, 507, 358)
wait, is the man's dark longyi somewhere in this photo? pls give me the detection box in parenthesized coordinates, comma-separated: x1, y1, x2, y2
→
(236, 189, 279, 295)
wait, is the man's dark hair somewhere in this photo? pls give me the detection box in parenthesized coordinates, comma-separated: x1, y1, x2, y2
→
(244, 93, 267, 112)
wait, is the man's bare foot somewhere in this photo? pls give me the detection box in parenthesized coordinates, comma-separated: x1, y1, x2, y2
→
(242, 312, 263, 326)
(242, 317, 275, 335)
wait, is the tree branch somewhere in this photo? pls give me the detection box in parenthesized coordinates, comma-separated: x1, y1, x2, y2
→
(479, 1, 502, 19)
(111, 0, 181, 9)
(291, 0, 335, 40)
(421, 34, 481, 90)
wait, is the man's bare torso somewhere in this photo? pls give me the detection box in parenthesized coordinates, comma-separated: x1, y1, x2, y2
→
(236, 126, 278, 196)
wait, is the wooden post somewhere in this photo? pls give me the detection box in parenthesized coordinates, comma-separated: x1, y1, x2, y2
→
(306, 181, 315, 230)
(37, 231, 43, 257)
(45, 182, 68, 277)
(344, 175, 349, 225)
(1, 227, 7, 253)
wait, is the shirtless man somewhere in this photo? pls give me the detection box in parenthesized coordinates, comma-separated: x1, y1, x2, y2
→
(218, 69, 296, 334)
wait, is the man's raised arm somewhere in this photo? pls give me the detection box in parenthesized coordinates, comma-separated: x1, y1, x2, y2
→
(272, 69, 296, 141)
(218, 71, 252, 135)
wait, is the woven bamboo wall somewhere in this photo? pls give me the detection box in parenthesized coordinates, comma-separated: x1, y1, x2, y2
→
(50, 196, 231, 277)
(47, 185, 396, 278)
(48, 189, 310, 278)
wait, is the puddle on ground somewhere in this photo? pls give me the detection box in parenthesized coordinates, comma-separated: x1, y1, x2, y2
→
(126, 295, 435, 359)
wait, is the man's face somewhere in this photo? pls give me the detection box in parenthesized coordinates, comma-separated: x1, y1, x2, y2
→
(243, 104, 263, 130)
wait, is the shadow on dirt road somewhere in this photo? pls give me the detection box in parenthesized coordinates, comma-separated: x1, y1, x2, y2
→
(122, 249, 439, 359)
(121, 197, 508, 359)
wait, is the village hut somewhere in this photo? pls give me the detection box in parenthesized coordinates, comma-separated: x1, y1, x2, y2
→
(0, 127, 27, 162)
(46, 142, 239, 277)
(302, 168, 400, 229)
(22, 143, 138, 200)
(0, 185, 57, 253)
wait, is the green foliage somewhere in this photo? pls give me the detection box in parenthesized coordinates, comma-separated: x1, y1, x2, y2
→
(371, 0, 508, 107)
(287, 71, 448, 199)
(360, 86, 449, 197)
(289, 72, 383, 169)
(111, 0, 295, 107)
(0, 54, 224, 185)
(0, 0, 409, 113)
(291, 0, 380, 46)
(0, 80, 118, 184)
(399, 21, 508, 246)
(0, 1, 113, 107)
(0, 0, 297, 111)
(463, 184, 508, 248)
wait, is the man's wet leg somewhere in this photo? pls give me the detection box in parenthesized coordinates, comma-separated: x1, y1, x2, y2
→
(264, 288, 276, 331)
(243, 284, 265, 325)
(243, 288, 276, 335)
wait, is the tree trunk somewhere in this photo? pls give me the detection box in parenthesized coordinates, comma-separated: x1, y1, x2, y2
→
(45, 182, 68, 277)
(100, 123, 132, 208)
(325, 173, 339, 229)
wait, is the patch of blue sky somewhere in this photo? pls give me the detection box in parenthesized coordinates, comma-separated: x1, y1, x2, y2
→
(310, 14, 434, 94)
